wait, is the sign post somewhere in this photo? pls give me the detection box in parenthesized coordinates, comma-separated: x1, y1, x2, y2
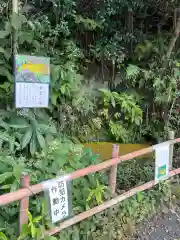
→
(12, 0, 18, 54)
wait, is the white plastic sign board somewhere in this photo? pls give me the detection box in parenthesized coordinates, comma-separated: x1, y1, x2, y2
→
(43, 177, 71, 223)
(154, 143, 170, 182)
(14, 55, 50, 108)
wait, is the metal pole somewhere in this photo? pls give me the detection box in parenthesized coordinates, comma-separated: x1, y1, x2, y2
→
(19, 173, 30, 233)
(12, 0, 18, 54)
(12, 0, 18, 13)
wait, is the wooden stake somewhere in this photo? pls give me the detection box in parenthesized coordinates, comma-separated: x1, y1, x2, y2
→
(19, 173, 30, 233)
(109, 144, 119, 195)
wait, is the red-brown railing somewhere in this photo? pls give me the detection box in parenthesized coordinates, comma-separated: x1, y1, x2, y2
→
(0, 138, 180, 236)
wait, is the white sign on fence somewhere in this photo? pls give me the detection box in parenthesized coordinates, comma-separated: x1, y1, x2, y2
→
(43, 176, 71, 223)
(154, 143, 170, 182)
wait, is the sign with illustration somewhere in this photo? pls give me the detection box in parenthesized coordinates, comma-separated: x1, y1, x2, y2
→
(43, 176, 72, 224)
(154, 143, 170, 181)
(14, 55, 50, 108)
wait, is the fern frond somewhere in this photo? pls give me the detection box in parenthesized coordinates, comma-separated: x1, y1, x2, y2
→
(126, 64, 140, 79)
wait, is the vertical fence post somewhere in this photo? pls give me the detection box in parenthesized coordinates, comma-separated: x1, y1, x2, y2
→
(168, 130, 175, 170)
(109, 144, 119, 196)
(12, 0, 18, 55)
(19, 173, 30, 234)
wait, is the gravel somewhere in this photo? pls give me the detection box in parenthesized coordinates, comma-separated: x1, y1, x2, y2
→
(130, 206, 180, 240)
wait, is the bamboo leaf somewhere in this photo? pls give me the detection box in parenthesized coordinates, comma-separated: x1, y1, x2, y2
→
(36, 131, 46, 149)
(30, 135, 37, 155)
(21, 128, 33, 149)
(9, 117, 29, 129)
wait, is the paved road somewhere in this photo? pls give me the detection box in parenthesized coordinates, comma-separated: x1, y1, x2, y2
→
(131, 207, 180, 240)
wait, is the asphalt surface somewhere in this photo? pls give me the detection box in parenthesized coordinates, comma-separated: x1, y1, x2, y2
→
(131, 207, 180, 240)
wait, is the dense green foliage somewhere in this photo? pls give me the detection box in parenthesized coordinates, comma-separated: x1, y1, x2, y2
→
(0, 0, 179, 145)
(0, 0, 180, 239)
(0, 141, 108, 239)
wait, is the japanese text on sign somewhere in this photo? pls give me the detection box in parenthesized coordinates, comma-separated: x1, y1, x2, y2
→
(43, 177, 70, 223)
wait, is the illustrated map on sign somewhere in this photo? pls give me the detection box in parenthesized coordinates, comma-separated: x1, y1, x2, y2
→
(14, 55, 50, 108)
(157, 164, 167, 179)
(15, 55, 50, 83)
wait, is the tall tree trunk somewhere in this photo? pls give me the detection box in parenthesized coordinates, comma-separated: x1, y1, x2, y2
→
(161, 14, 180, 131)
(162, 16, 180, 75)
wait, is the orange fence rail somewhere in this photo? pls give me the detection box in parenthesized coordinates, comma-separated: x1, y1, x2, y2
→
(0, 138, 180, 236)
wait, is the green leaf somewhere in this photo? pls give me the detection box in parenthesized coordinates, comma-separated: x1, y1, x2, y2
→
(5, 21, 11, 33)
(0, 82, 10, 91)
(136, 191, 143, 202)
(51, 92, 59, 106)
(10, 180, 19, 192)
(33, 215, 42, 223)
(44, 236, 57, 240)
(32, 40, 41, 51)
(36, 131, 46, 149)
(0, 67, 13, 82)
(0, 184, 11, 190)
(0, 31, 9, 39)
(21, 128, 33, 149)
(30, 135, 37, 155)
(110, 95, 116, 107)
(86, 190, 95, 201)
(28, 211, 33, 222)
(60, 85, 66, 94)
(31, 224, 36, 238)
(0, 48, 11, 60)
(27, 21, 36, 30)
(51, 65, 61, 83)
(19, 224, 30, 239)
(13, 164, 23, 181)
(0, 232, 8, 240)
(0, 172, 13, 184)
(126, 64, 140, 79)
(11, 13, 27, 30)
(9, 117, 29, 129)
(19, 31, 34, 44)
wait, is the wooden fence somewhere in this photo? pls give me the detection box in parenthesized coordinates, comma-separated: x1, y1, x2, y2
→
(0, 138, 180, 236)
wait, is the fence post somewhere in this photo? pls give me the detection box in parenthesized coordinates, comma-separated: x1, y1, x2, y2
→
(168, 130, 175, 170)
(109, 144, 119, 195)
(19, 173, 30, 234)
